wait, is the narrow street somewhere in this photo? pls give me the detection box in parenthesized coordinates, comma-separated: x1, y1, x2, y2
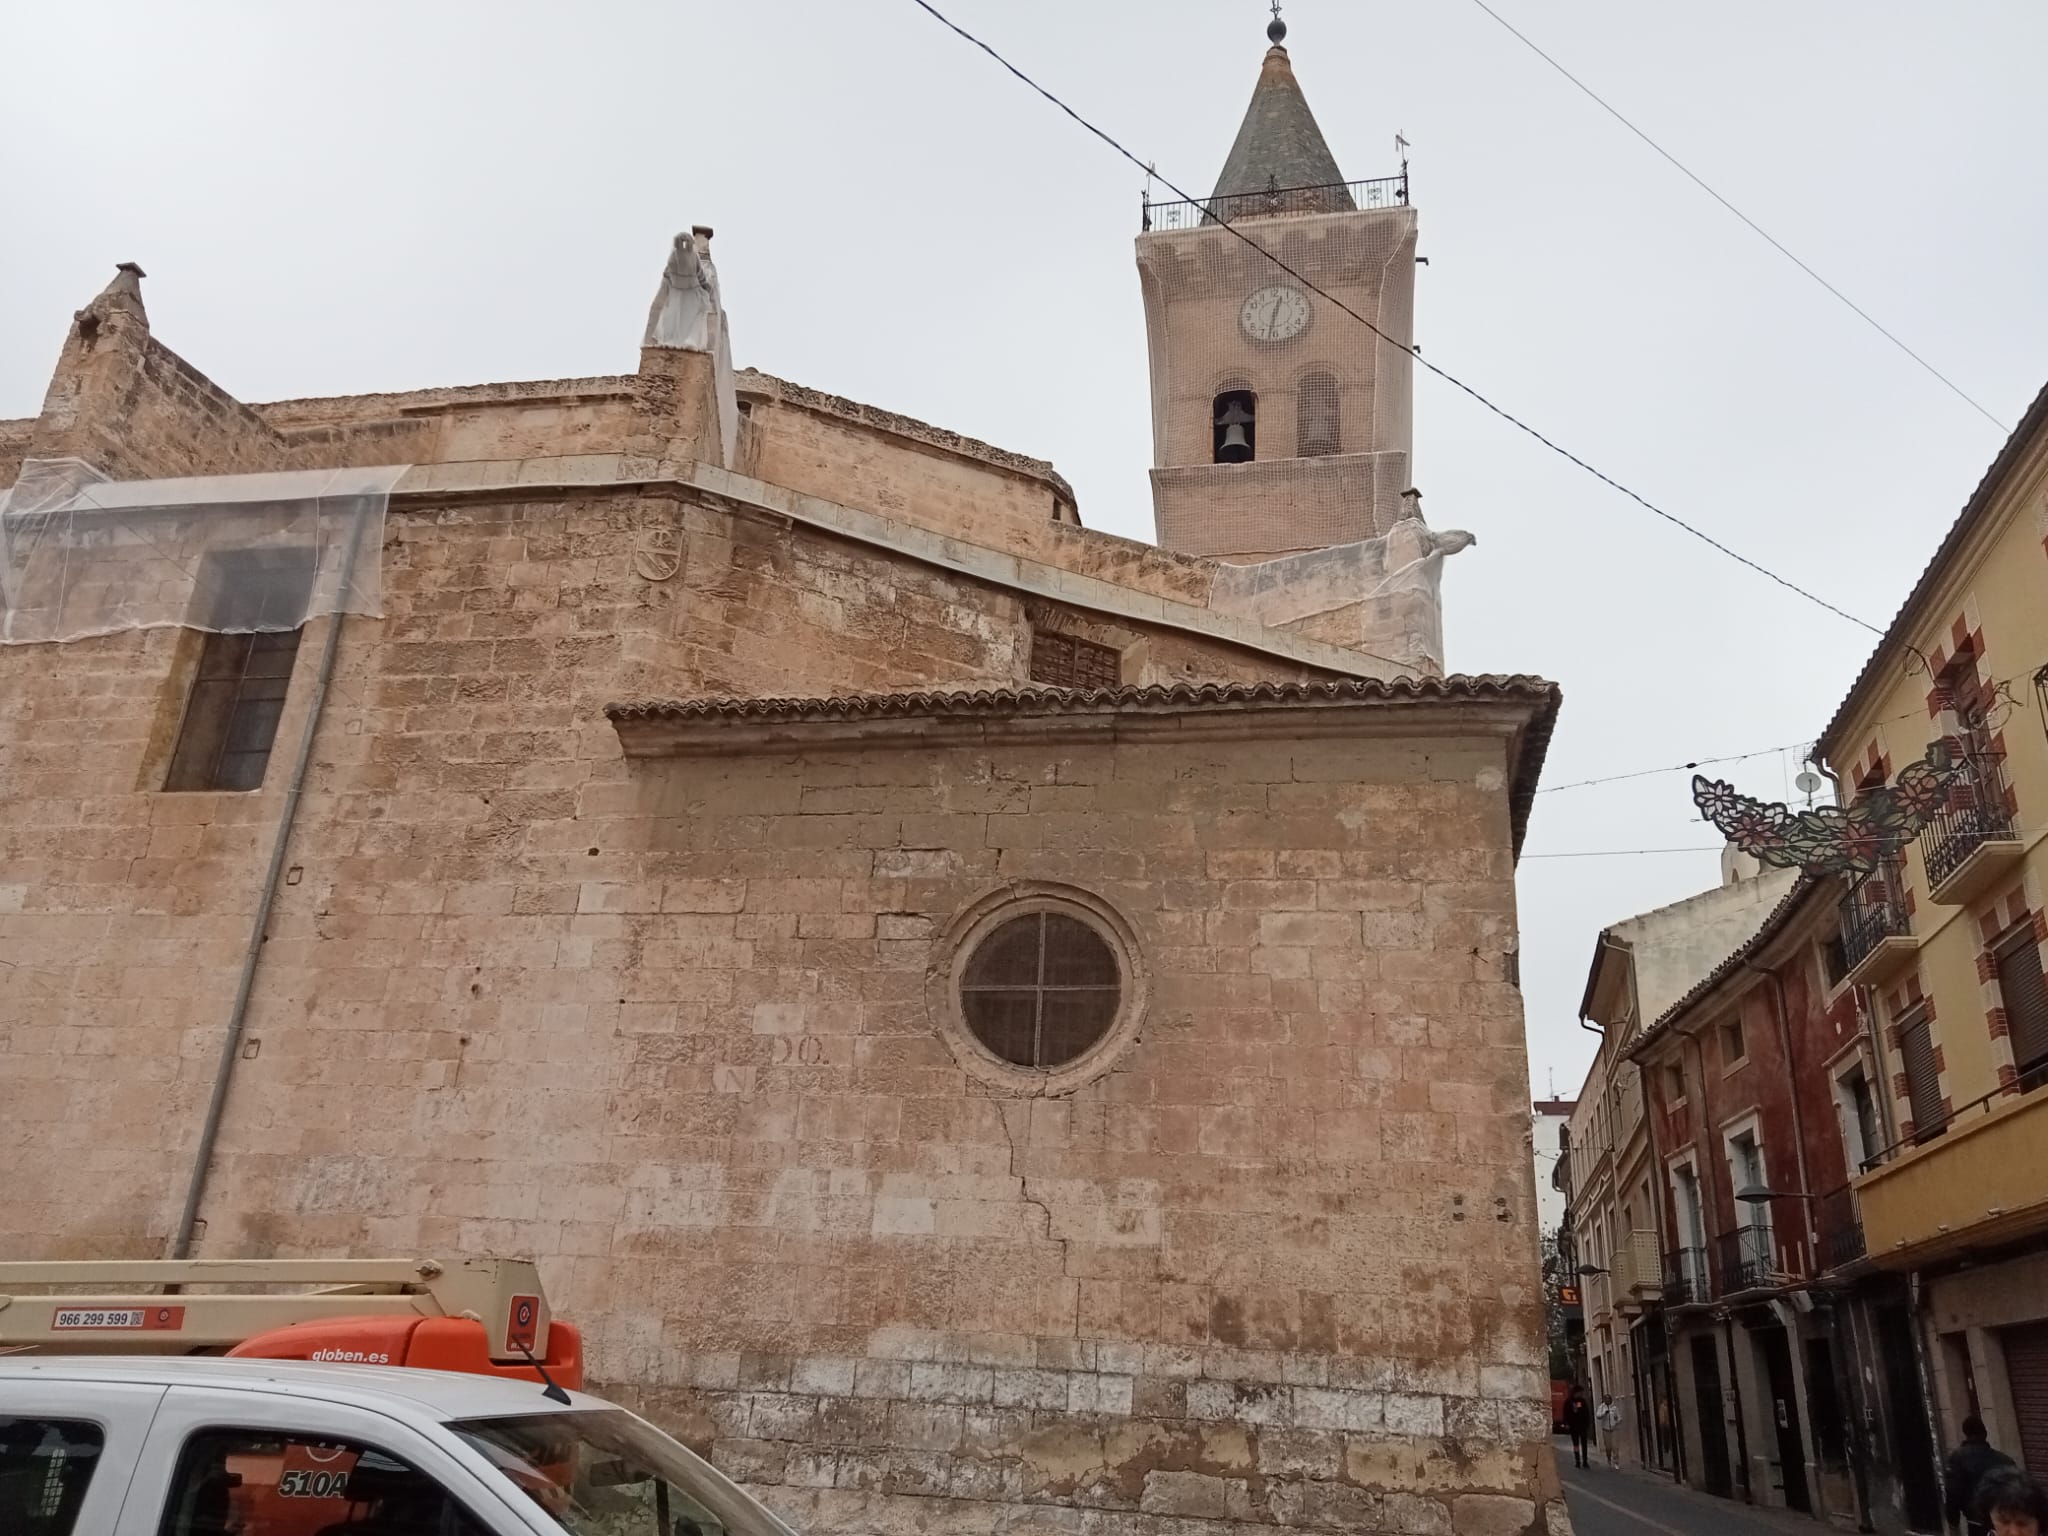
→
(1558, 1453, 1832, 1536)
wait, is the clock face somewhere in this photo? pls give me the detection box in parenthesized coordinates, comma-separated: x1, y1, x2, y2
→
(1240, 284, 1311, 342)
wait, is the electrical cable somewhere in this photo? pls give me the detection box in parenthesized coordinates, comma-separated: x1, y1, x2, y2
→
(1465, 0, 2009, 435)
(1521, 846, 1724, 860)
(1533, 665, 2038, 796)
(905, 0, 1882, 635)
(1536, 742, 1807, 796)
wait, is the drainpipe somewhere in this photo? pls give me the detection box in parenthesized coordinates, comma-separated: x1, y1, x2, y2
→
(1811, 755, 1899, 1529)
(1683, 1024, 1754, 1503)
(1809, 752, 1905, 1150)
(1908, 1272, 1949, 1521)
(1747, 960, 1819, 1268)
(169, 500, 369, 1259)
(1758, 930, 1871, 1526)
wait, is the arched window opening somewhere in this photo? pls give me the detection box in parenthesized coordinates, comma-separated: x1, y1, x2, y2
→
(1212, 390, 1256, 464)
(1297, 372, 1341, 457)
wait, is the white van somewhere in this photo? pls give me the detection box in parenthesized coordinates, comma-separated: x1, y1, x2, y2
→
(0, 1356, 801, 1536)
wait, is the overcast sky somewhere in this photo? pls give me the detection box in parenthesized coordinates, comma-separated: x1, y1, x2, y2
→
(6, 1, 2046, 1106)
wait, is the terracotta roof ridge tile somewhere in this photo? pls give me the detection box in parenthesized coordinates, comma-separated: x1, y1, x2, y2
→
(605, 673, 1558, 722)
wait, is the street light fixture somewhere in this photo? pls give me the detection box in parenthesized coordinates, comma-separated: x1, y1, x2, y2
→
(1734, 1184, 1818, 1205)
(1574, 1264, 1608, 1277)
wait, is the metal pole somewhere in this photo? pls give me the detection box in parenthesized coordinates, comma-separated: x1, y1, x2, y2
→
(169, 497, 370, 1259)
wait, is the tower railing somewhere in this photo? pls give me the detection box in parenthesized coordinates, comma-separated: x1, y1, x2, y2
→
(1142, 172, 1410, 232)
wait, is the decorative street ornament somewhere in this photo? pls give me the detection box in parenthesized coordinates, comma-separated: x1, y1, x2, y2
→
(1692, 741, 1960, 875)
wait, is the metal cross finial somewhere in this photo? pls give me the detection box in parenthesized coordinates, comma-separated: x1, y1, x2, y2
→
(1267, 1, 1287, 45)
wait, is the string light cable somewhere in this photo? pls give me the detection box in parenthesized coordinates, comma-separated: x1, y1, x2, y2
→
(1465, 0, 2008, 435)
(904, 0, 1881, 635)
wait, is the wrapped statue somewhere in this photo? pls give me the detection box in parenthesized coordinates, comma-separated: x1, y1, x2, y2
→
(644, 228, 721, 351)
(641, 226, 739, 469)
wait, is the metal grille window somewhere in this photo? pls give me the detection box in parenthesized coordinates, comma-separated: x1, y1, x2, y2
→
(1995, 929, 2048, 1088)
(1898, 1007, 1944, 1141)
(959, 911, 1121, 1069)
(1029, 631, 1120, 691)
(164, 629, 302, 791)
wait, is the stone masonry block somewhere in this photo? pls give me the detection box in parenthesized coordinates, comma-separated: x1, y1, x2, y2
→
(887, 1401, 965, 1452)
(1139, 1471, 1252, 1521)
(1382, 1492, 1455, 1536)
(1385, 1394, 1446, 1437)
(792, 1356, 859, 1397)
(993, 1368, 1070, 1409)
(745, 1393, 818, 1441)
(1290, 1386, 1383, 1433)
(1453, 1494, 1538, 1536)
(906, 1362, 993, 1404)
(1068, 1374, 1134, 1416)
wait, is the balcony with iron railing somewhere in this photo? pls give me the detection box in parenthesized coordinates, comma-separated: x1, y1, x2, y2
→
(1662, 1247, 1710, 1306)
(1855, 1077, 2048, 1266)
(1839, 856, 1917, 987)
(1141, 172, 1410, 232)
(1715, 1225, 1777, 1296)
(1920, 746, 2023, 905)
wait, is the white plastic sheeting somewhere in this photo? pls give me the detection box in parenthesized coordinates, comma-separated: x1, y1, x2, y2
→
(0, 457, 407, 645)
(1205, 515, 1475, 674)
(643, 229, 738, 469)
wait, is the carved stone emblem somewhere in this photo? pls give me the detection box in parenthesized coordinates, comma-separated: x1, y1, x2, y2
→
(633, 525, 682, 583)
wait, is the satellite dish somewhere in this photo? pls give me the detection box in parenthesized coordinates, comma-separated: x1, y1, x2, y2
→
(1794, 770, 1823, 796)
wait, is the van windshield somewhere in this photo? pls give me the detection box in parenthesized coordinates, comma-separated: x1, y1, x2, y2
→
(450, 1410, 795, 1536)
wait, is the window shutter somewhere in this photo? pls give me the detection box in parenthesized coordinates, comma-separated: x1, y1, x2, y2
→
(1996, 931, 2048, 1081)
(2003, 1322, 2048, 1476)
(1898, 1009, 1942, 1137)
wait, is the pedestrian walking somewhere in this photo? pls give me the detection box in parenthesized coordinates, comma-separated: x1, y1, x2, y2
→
(1946, 1415, 2018, 1536)
(1595, 1391, 1624, 1466)
(1562, 1382, 1592, 1469)
(1980, 1472, 2048, 1536)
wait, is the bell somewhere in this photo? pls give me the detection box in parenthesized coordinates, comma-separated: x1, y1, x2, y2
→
(1214, 399, 1255, 464)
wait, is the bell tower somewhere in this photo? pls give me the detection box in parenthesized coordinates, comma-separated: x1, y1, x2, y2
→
(1137, 14, 1418, 564)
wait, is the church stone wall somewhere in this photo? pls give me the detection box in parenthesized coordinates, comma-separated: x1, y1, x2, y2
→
(0, 483, 1322, 1256)
(744, 401, 1071, 554)
(557, 729, 1555, 1536)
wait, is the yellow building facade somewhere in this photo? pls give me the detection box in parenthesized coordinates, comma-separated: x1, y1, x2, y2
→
(1819, 381, 2048, 1472)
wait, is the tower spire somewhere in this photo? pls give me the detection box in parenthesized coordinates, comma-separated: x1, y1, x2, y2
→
(1208, 14, 1352, 208)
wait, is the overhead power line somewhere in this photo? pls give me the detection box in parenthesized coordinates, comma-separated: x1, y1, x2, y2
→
(1536, 741, 1808, 796)
(1535, 664, 2039, 797)
(1465, 0, 2009, 434)
(1522, 846, 1723, 860)
(906, 0, 1882, 636)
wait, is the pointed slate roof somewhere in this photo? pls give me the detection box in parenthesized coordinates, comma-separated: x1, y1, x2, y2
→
(1209, 41, 1352, 207)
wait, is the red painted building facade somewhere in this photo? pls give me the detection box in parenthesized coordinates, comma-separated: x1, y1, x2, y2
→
(1630, 879, 1942, 1533)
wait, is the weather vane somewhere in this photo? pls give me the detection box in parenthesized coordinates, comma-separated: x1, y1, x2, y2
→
(1268, 1, 1286, 44)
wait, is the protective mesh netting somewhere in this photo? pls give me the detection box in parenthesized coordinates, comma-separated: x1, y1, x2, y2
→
(1137, 203, 1466, 670)
(0, 457, 407, 645)
(1138, 205, 1417, 561)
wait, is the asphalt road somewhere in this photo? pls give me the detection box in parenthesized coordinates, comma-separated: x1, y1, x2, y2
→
(1558, 1452, 1824, 1536)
